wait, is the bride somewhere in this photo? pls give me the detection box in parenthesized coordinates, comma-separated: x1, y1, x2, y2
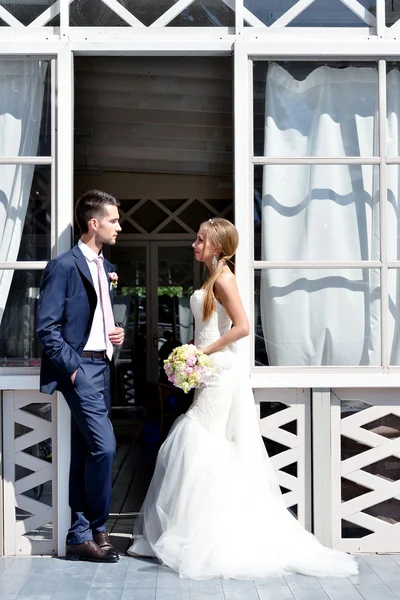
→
(127, 217, 358, 580)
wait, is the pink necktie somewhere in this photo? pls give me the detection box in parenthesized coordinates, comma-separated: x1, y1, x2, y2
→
(94, 256, 114, 360)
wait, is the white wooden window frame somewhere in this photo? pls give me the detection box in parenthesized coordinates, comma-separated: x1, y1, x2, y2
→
(0, 58, 56, 379)
(233, 40, 400, 390)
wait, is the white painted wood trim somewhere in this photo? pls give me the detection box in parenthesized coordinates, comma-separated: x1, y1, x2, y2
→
(376, 0, 386, 37)
(54, 392, 70, 556)
(340, 0, 376, 27)
(0, 376, 40, 389)
(150, 0, 196, 28)
(51, 58, 56, 257)
(54, 45, 73, 554)
(56, 45, 74, 255)
(330, 391, 342, 548)
(0, 263, 47, 269)
(270, 0, 315, 28)
(254, 388, 311, 528)
(101, 0, 145, 28)
(29, 0, 73, 28)
(252, 157, 380, 164)
(3, 392, 16, 555)
(233, 42, 252, 373)
(0, 5, 24, 28)
(8, 37, 400, 57)
(237, 40, 400, 57)
(379, 59, 389, 370)
(312, 389, 333, 545)
(60, 0, 70, 39)
(250, 372, 400, 388)
(330, 388, 400, 552)
(0, 157, 52, 164)
(253, 261, 382, 268)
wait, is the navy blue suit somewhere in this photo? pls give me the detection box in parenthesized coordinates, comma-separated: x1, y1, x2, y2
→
(37, 243, 117, 546)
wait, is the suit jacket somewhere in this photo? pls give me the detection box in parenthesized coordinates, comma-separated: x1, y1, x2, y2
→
(37, 243, 115, 395)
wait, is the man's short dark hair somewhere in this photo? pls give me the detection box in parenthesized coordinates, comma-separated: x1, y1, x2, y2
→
(75, 189, 120, 234)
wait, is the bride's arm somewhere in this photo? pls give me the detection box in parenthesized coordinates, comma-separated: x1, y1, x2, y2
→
(201, 272, 250, 355)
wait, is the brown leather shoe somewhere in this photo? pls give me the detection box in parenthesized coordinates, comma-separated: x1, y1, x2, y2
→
(93, 531, 119, 560)
(65, 539, 118, 563)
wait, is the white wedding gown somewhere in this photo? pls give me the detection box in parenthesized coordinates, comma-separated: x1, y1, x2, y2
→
(128, 289, 358, 580)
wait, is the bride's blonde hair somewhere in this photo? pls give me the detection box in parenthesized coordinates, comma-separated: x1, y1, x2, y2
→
(200, 218, 239, 321)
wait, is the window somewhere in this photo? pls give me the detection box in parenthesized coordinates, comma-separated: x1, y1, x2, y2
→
(253, 60, 399, 370)
(0, 60, 54, 368)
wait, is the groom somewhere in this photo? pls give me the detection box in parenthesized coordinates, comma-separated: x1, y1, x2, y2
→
(37, 190, 124, 562)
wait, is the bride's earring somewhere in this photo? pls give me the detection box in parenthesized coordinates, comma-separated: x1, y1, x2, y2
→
(212, 254, 218, 272)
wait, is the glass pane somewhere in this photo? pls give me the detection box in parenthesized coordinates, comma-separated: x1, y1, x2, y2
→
(0, 60, 51, 156)
(1, 165, 51, 262)
(386, 1, 400, 27)
(254, 61, 378, 157)
(70, 0, 128, 26)
(0, 270, 43, 367)
(114, 0, 176, 27)
(109, 244, 147, 406)
(157, 246, 194, 379)
(388, 269, 400, 365)
(255, 269, 381, 367)
(387, 166, 400, 261)
(0, 2, 55, 26)
(245, 0, 375, 27)
(254, 165, 379, 262)
(167, 0, 234, 27)
(68, 0, 233, 27)
(387, 65, 400, 158)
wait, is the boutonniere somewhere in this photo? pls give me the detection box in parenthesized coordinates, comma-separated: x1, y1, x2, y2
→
(109, 272, 119, 290)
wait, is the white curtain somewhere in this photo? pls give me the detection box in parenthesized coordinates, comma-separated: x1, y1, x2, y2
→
(260, 63, 393, 366)
(178, 297, 193, 345)
(0, 60, 47, 324)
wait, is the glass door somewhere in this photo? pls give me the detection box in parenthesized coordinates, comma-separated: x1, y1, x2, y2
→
(109, 240, 200, 406)
(150, 241, 201, 383)
(109, 241, 149, 407)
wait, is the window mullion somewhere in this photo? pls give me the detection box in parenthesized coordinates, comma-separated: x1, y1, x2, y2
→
(379, 59, 388, 370)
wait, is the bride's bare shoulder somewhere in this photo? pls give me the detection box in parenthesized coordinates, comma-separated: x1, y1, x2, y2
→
(214, 268, 237, 298)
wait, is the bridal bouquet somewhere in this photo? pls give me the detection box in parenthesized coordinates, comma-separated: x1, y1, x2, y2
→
(163, 344, 215, 393)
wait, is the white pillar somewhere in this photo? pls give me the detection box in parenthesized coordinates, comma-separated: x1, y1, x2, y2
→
(54, 44, 74, 555)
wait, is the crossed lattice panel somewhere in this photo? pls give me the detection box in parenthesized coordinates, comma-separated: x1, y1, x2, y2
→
(331, 389, 400, 552)
(119, 196, 232, 234)
(254, 388, 311, 529)
(0, 0, 382, 28)
(3, 391, 55, 555)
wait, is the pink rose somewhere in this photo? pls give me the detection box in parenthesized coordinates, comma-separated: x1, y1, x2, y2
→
(186, 355, 196, 367)
(108, 272, 119, 289)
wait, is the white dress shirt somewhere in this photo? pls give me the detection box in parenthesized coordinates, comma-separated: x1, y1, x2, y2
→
(78, 239, 107, 351)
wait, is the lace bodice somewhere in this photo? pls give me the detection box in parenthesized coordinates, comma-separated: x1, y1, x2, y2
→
(186, 289, 236, 436)
(190, 289, 232, 350)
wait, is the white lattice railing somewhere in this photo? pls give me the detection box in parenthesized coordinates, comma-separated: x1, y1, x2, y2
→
(0, 0, 389, 29)
(331, 389, 400, 552)
(254, 388, 311, 530)
(2, 390, 58, 555)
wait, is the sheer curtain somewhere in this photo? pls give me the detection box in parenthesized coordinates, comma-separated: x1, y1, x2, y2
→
(260, 63, 387, 366)
(0, 60, 47, 325)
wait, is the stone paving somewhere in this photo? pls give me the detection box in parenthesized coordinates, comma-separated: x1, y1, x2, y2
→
(1, 553, 400, 600)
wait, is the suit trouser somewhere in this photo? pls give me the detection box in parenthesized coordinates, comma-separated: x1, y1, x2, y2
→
(60, 355, 116, 545)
